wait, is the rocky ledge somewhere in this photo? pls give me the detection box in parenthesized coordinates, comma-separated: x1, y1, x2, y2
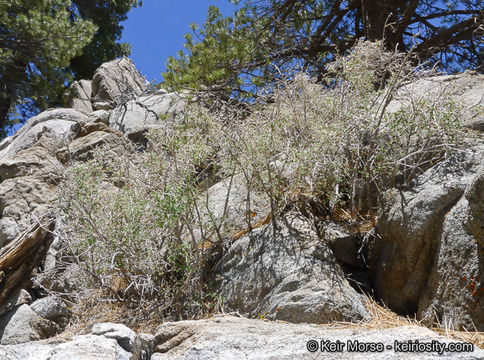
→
(0, 316, 483, 360)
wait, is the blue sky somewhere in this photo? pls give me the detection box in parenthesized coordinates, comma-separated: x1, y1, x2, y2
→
(120, 0, 238, 83)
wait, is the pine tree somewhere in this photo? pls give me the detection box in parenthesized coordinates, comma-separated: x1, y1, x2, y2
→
(68, 0, 142, 79)
(163, 0, 483, 100)
(0, 0, 96, 137)
(0, 0, 141, 138)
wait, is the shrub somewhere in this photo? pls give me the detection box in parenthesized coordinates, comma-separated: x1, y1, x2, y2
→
(219, 40, 467, 217)
(54, 117, 223, 323)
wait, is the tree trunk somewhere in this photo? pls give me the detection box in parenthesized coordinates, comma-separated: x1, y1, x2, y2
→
(0, 93, 11, 138)
(360, 0, 406, 49)
(0, 217, 55, 309)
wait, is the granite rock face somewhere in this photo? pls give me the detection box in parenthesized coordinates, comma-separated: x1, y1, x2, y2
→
(2, 316, 482, 360)
(195, 174, 270, 243)
(0, 134, 63, 246)
(108, 92, 186, 134)
(90, 323, 154, 360)
(91, 57, 147, 109)
(152, 315, 484, 359)
(0, 290, 31, 317)
(56, 130, 124, 164)
(0, 305, 59, 345)
(0, 322, 152, 360)
(386, 71, 484, 131)
(371, 144, 484, 330)
(0, 108, 85, 161)
(30, 296, 70, 328)
(0, 107, 87, 245)
(68, 80, 93, 114)
(216, 213, 369, 323)
(0, 335, 132, 360)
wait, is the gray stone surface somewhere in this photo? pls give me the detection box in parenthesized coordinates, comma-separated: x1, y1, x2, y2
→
(371, 144, 484, 329)
(323, 222, 366, 269)
(88, 110, 111, 125)
(466, 165, 484, 244)
(0, 138, 63, 181)
(152, 315, 484, 359)
(92, 57, 146, 107)
(468, 114, 484, 131)
(0, 134, 62, 247)
(0, 108, 85, 161)
(198, 174, 270, 241)
(91, 323, 137, 353)
(0, 335, 131, 360)
(69, 80, 93, 113)
(93, 101, 113, 111)
(417, 150, 484, 330)
(30, 296, 70, 325)
(417, 197, 484, 330)
(386, 71, 484, 131)
(56, 130, 124, 164)
(0, 305, 58, 345)
(0, 176, 58, 247)
(216, 212, 368, 323)
(135, 333, 154, 360)
(90, 323, 154, 360)
(108, 92, 186, 134)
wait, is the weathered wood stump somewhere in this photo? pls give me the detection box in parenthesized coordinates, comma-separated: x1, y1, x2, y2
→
(0, 216, 55, 308)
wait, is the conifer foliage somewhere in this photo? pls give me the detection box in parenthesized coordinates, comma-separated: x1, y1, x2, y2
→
(68, 0, 142, 80)
(164, 0, 483, 100)
(0, 0, 141, 137)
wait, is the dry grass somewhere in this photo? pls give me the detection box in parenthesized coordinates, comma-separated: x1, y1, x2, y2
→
(58, 293, 483, 351)
(360, 297, 421, 329)
(59, 285, 224, 338)
(325, 296, 484, 348)
(325, 296, 420, 330)
(58, 291, 162, 339)
(434, 328, 484, 349)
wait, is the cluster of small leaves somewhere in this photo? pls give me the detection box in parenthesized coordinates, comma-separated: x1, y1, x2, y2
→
(0, 0, 96, 67)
